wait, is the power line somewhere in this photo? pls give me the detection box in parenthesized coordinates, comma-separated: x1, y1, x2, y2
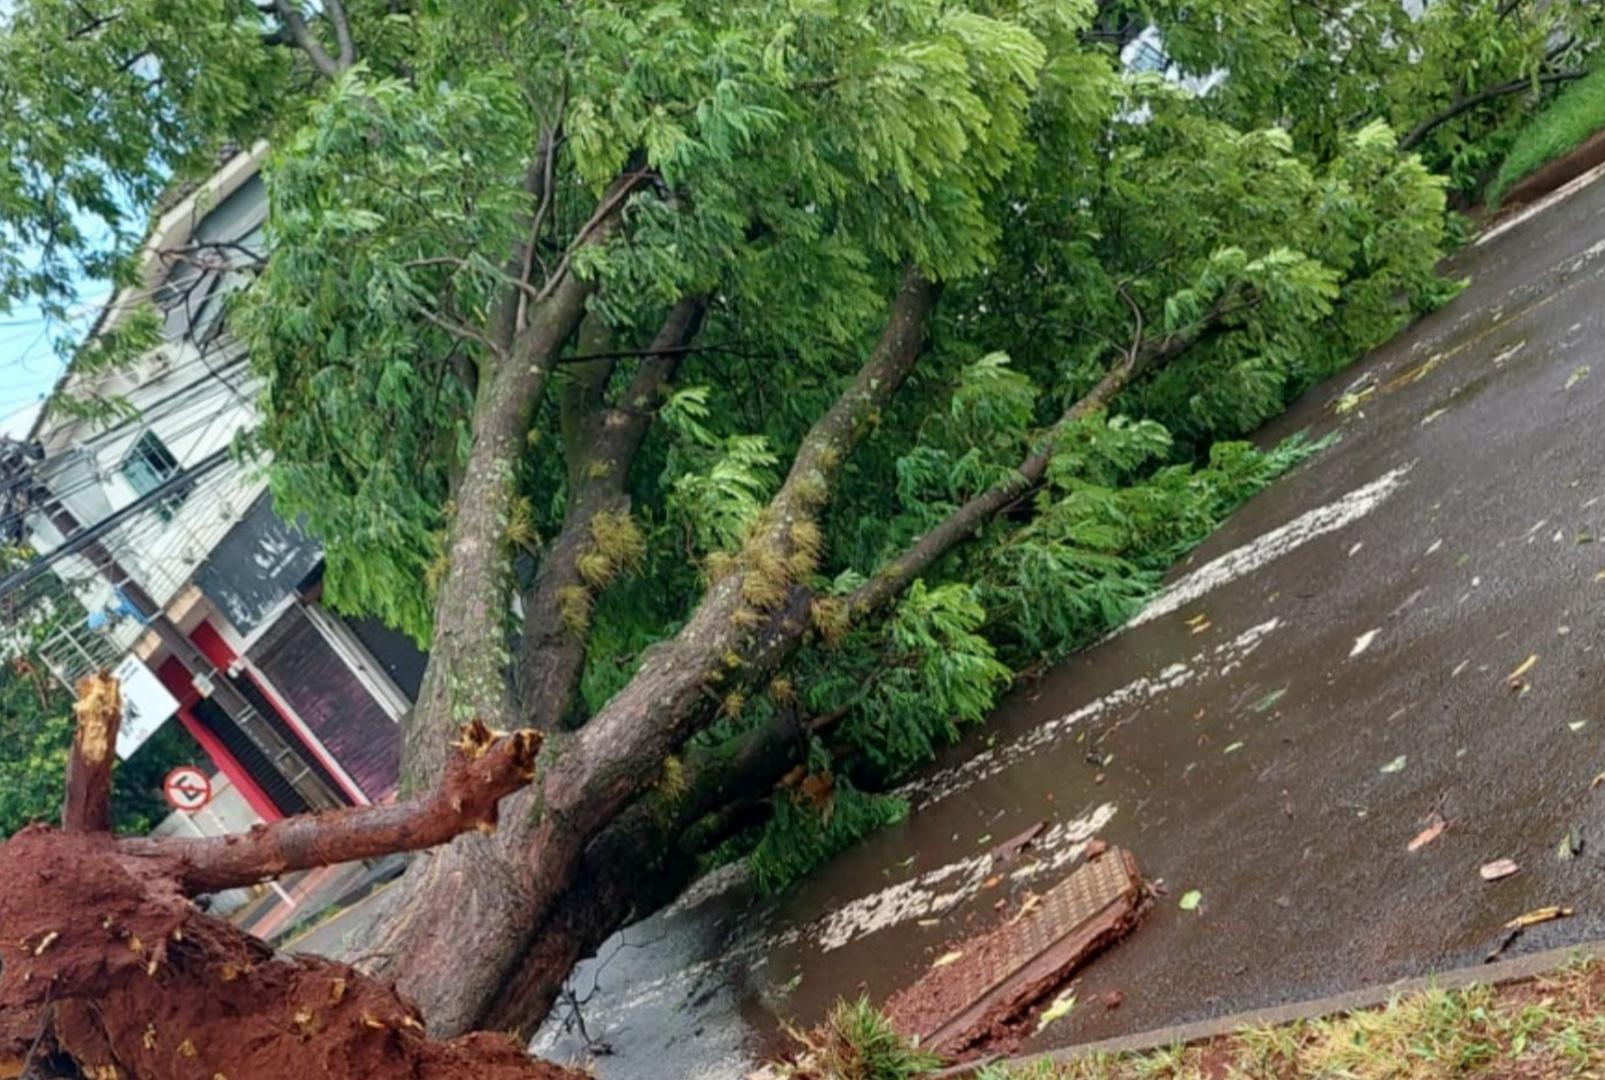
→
(0, 446, 233, 603)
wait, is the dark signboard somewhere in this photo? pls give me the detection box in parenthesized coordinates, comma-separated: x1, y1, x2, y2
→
(193, 490, 322, 635)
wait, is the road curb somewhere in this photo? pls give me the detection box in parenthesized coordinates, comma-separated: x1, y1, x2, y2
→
(994, 940, 1605, 1071)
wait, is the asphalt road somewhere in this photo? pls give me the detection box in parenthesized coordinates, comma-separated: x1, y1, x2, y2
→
(523, 171, 1605, 1076)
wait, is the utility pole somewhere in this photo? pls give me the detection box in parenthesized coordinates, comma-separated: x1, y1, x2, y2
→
(2, 440, 343, 813)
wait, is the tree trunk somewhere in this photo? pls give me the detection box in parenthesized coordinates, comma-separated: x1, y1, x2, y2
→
(481, 706, 807, 1037)
(401, 268, 595, 793)
(402, 170, 648, 792)
(355, 269, 938, 1035)
(0, 679, 572, 1079)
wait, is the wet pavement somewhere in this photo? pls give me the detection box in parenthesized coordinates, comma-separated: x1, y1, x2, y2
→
(534, 176, 1605, 1077)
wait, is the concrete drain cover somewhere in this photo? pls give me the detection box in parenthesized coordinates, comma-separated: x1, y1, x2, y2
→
(885, 847, 1146, 1057)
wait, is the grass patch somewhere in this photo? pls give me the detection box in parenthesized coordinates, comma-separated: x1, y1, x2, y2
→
(782, 957, 1605, 1079)
(1489, 68, 1605, 206)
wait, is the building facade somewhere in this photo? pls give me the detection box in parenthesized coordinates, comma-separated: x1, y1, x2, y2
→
(5, 146, 426, 835)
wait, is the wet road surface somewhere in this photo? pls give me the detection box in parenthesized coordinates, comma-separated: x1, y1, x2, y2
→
(533, 176, 1605, 1077)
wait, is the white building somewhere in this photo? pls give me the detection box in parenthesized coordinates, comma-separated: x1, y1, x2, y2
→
(4, 146, 426, 843)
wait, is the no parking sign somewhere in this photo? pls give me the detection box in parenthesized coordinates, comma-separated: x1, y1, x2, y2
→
(163, 767, 213, 813)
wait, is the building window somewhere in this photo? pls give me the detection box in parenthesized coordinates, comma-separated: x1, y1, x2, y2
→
(1127, 40, 1170, 74)
(122, 431, 189, 518)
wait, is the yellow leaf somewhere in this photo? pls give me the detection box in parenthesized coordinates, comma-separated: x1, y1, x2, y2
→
(932, 951, 963, 968)
(1036, 991, 1077, 1032)
(1506, 654, 1538, 686)
(1504, 906, 1573, 930)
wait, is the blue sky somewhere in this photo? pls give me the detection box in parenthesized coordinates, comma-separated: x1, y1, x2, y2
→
(0, 293, 103, 440)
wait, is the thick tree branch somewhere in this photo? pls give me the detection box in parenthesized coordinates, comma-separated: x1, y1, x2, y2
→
(515, 296, 707, 731)
(401, 171, 639, 793)
(848, 296, 1234, 617)
(366, 268, 939, 1034)
(326, 0, 356, 70)
(269, 0, 345, 79)
(1400, 70, 1584, 150)
(61, 672, 121, 834)
(123, 721, 540, 895)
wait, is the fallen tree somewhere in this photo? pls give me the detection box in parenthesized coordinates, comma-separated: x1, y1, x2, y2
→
(0, 673, 576, 1079)
(7, 0, 1583, 1049)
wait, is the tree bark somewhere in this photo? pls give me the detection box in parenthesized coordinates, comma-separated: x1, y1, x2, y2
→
(401, 173, 646, 792)
(516, 297, 706, 732)
(480, 706, 807, 1037)
(61, 672, 122, 834)
(357, 267, 939, 1036)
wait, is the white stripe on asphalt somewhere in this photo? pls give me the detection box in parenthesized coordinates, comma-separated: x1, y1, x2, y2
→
(1125, 464, 1413, 632)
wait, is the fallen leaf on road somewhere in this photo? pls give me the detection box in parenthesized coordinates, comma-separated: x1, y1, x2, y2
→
(1351, 629, 1380, 658)
(932, 951, 964, 968)
(1567, 365, 1592, 391)
(1185, 613, 1208, 627)
(1007, 892, 1042, 926)
(1570, 721, 1589, 732)
(1556, 827, 1583, 862)
(1102, 990, 1124, 1011)
(1223, 742, 1244, 755)
(1380, 755, 1408, 774)
(916, 919, 940, 927)
(1507, 654, 1538, 687)
(1190, 620, 1212, 635)
(1408, 817, 1447, 852)
(1592, 771, 1605, 790)
(1036, 991, 1076, 1032)
(1480, 858, 1520, 881)
(1179, 889, 1202, 911)
(1251, 688, 1288, 713)
(982, 875, 1002, 889)
(1504, 906, 1573, 930)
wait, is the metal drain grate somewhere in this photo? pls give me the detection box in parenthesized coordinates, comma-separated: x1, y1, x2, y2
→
(885, 847, 1145, 1057)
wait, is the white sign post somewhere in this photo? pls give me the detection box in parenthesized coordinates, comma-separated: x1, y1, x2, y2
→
(113, 654, 180, 759)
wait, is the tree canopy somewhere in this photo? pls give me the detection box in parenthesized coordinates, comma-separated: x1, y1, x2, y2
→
(4, 0, 1601, 1048)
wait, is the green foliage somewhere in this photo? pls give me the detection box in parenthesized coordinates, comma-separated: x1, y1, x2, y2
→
(778, 996, 941, 1080)
(1490, 65, 1605, 205)
(0, 659, 196, 838)
(1131, 0, 1605, 199)
(810, 582, 1012, 776)
(3, 0, 1532, 913)
(0, 0, 287, 327)
(986, 428, 1328, 659)
(748, 748, 910, 897)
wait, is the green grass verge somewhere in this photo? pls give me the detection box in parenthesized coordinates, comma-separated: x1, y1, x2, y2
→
(780, 957, 1605, 1079)
(1489, 68, 1605, 207)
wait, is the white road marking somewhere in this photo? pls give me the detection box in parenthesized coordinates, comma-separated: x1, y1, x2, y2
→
(1125, 465, 1413, 632)
(813, 804, 1118, 953)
